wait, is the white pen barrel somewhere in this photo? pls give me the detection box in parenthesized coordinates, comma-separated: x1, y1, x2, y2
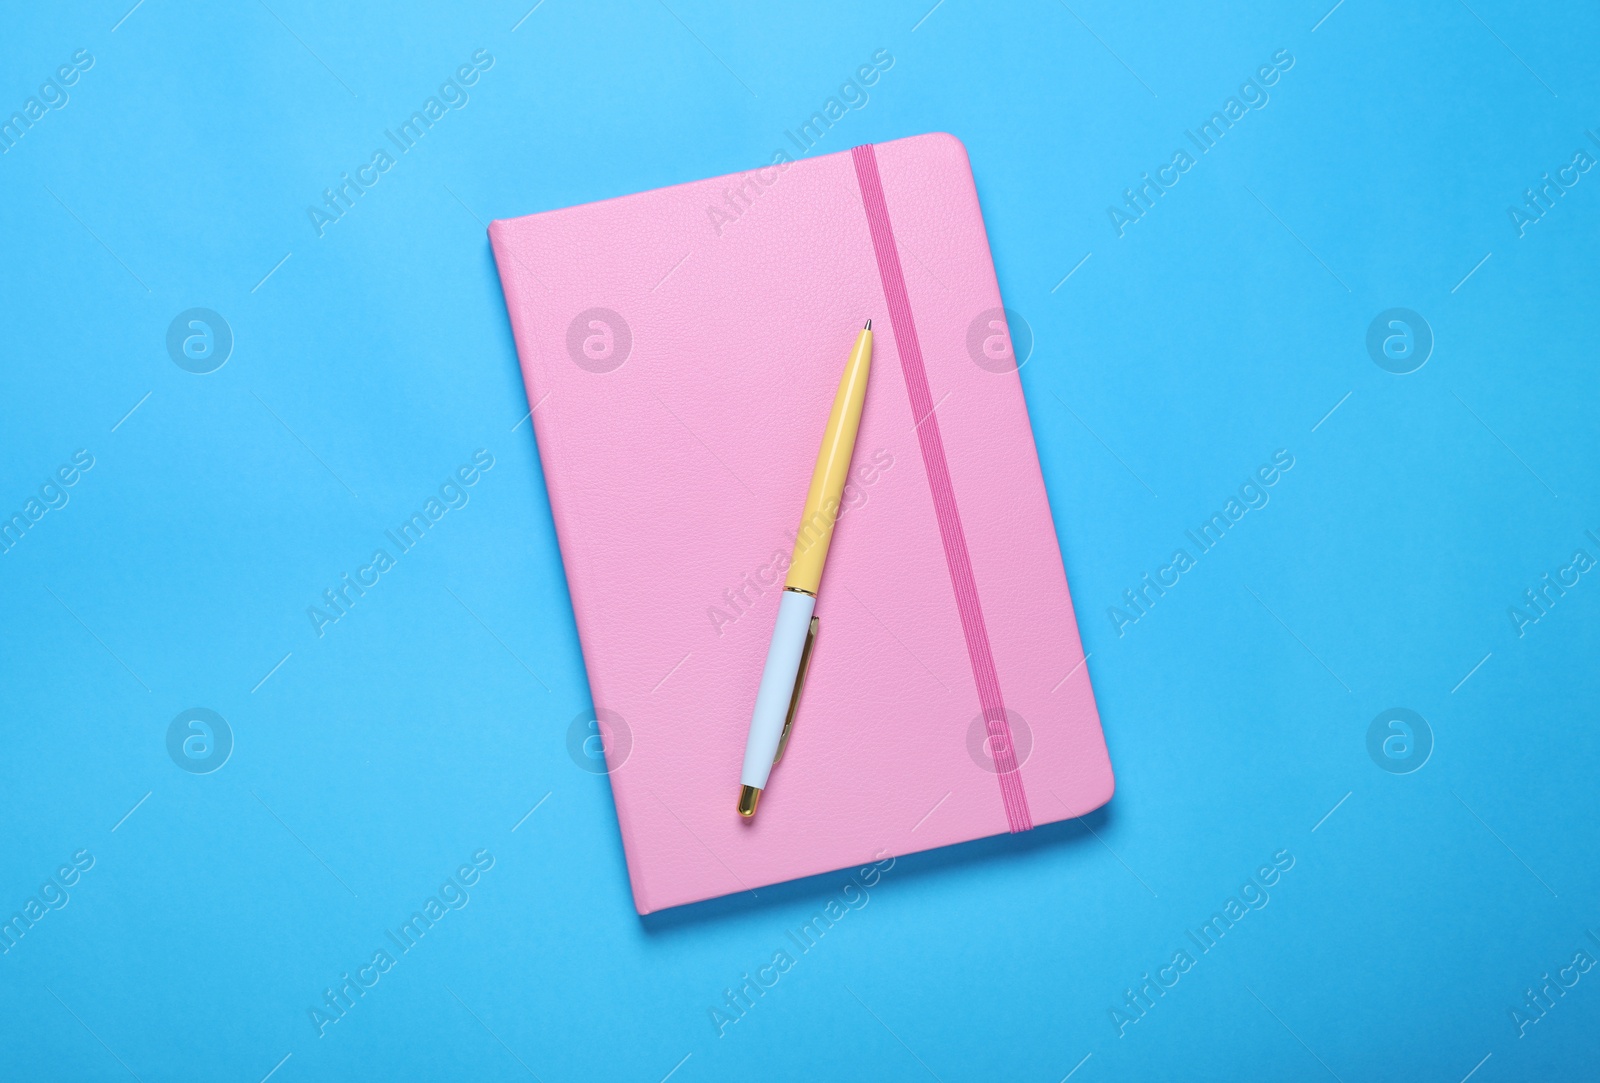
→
(740, 589, 817, 790)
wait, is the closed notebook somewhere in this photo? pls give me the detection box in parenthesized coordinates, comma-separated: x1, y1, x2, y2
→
(489, 132, 1113, 914)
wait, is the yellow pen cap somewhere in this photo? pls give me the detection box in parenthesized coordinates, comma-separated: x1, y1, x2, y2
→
(785, 324, 873, 594)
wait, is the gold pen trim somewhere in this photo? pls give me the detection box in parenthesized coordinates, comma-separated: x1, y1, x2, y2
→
(774, 615, 819, 765)
(738, 785, 760, 817)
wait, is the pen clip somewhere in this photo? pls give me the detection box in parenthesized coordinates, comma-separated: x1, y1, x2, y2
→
(774, 616, 819, 765)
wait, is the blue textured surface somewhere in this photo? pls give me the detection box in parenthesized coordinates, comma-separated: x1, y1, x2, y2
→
(3, 1, 1598, 1079)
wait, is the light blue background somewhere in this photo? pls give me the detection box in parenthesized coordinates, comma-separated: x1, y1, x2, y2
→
(3, 0, 1598, 1079)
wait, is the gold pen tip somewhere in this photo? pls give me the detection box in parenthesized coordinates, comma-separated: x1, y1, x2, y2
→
(864, 319, 871, 330)
(738, 785, 761, 818)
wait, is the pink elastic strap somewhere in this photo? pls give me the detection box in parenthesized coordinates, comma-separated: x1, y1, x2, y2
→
(850, 143, 1033, 833)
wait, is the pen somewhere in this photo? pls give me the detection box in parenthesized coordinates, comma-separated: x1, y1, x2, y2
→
(738, 320, 873, 819)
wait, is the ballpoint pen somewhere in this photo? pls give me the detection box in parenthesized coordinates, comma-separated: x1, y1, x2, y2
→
(738, 320, 873, 819)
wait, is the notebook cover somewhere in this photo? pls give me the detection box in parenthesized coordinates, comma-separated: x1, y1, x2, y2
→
(489, 132, 1113, 914)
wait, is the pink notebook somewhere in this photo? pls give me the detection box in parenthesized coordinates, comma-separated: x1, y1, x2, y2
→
(489, 133, 1113, 914)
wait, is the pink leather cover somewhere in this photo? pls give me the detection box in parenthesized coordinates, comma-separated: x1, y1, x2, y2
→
(489, 133, 1113, 914)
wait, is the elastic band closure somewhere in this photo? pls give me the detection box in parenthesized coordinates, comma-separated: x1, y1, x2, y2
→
(850, 143, 1033, 833)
